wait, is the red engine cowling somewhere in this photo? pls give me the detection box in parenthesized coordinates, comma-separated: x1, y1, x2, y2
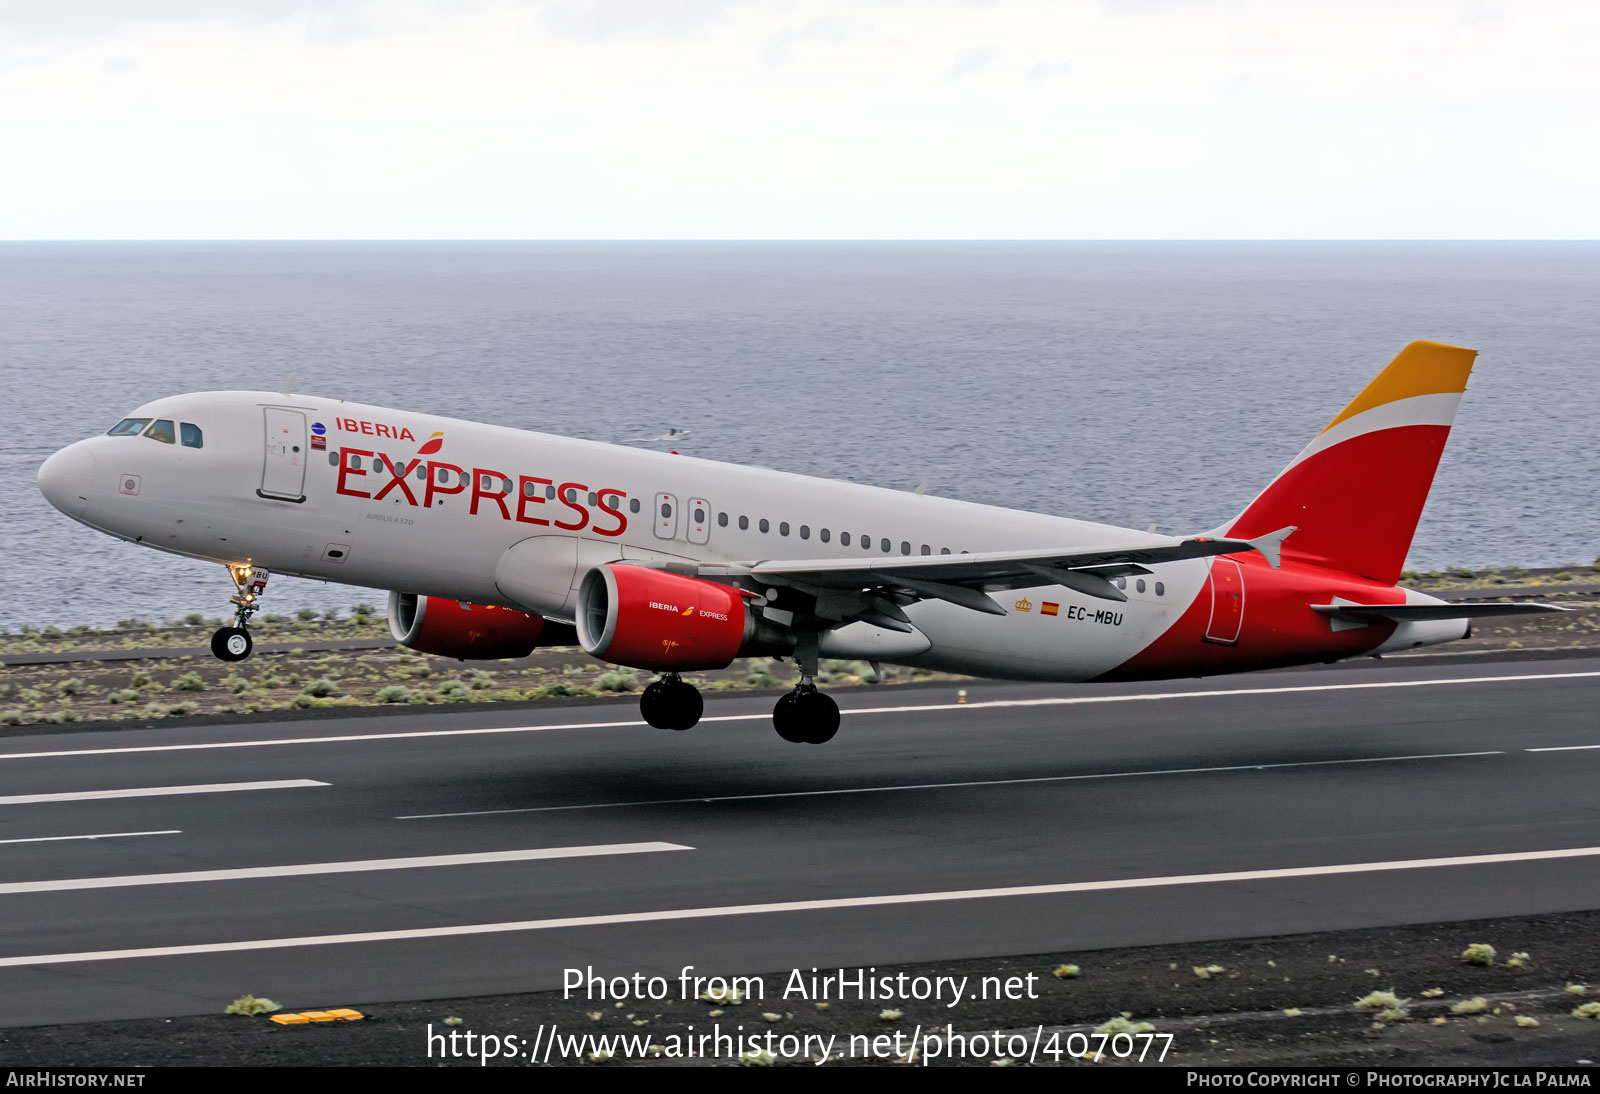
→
(576, 565, 751, 671)
(387, 592, 560, 659)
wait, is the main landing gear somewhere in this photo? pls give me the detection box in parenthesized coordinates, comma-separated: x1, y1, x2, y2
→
(640, 673, 703, 731)
(210, 563, 269, 663)
(772, 683, 839, 744)
(772, 632, 839, 744)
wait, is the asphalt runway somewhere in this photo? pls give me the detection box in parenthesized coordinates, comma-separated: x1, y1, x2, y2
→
(0, 654, 1597, 1028)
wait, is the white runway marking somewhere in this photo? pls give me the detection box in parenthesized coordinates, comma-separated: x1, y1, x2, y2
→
(0, 670, 1592, 763)
(0, 842, 690, 896)
(0, 830, 181, 846)
(1525, 744, 1600, 752)
(0, 780, 328, 806)
(0, 844, 1593, 968)
(396, 750, 1506, 819)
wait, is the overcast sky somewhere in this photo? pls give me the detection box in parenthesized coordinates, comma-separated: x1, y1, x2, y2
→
(1, 0, 1594, 239)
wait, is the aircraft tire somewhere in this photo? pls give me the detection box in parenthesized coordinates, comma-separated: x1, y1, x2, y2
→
(210, 627, 252, 662)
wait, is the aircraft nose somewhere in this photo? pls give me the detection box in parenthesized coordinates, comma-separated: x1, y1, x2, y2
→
(38, 442, 95, 518)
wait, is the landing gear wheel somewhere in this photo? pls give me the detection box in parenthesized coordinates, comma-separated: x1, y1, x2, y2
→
(662, 679, 703, 731)
(642, 676, 702, 731)
(211, 627, 252, 662)
(640, 681, 669, 728)
(773, 686, 840, 744)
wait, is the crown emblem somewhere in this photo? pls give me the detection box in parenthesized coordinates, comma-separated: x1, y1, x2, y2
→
(1014, 598, 1033, 612)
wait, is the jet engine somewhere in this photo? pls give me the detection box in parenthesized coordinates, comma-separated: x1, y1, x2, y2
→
(387, 592, 574, 659)
(576, 565, 788, 671)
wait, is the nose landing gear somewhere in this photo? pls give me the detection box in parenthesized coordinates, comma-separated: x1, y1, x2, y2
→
(640, 673, 703, 731)
(210, 563, 269, 662)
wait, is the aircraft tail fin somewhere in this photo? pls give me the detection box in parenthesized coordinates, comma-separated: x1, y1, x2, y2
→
(1222, 340, 1477, 585)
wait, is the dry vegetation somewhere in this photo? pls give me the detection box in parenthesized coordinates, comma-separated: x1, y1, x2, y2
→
(1, 564, 1594, 729)
(0, 602, 947, 727)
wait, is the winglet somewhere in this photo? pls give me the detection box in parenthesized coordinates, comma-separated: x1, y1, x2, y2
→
(1247, 525, 1296, 570)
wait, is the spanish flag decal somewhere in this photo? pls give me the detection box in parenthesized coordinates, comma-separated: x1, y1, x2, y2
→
(417, 431, 445, 456)
(1041, 602, 1060, 616)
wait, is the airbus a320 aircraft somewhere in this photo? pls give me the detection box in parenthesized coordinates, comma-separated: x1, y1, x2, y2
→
(37, 341, 1559, 744)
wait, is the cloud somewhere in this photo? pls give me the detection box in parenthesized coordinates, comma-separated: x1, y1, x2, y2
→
(0, 0, 1595, 238)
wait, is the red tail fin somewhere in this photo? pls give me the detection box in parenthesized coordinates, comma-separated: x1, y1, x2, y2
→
(1224, 341, 1476, 584)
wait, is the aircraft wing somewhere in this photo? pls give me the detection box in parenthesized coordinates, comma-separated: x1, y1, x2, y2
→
(1311, 601, 1571, 621)
(682, 527, 1295, 626)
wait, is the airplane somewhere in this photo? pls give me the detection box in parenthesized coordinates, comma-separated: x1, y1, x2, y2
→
(36, 340, 1563, 744)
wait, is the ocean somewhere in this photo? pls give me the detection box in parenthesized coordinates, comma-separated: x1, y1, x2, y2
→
(1, 242, 1594, 630)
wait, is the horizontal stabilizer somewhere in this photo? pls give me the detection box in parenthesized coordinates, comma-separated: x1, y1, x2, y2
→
(1311, 601, 1570, 622)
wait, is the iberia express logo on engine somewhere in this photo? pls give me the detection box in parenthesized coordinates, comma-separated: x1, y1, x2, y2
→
(330, 419, 629, 538)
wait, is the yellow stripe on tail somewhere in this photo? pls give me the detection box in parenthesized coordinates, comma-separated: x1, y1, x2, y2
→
(1321, 340, 1477, 434)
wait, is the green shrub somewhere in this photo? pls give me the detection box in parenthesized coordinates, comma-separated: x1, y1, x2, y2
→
(18, 689, 42, 705)
(530, 683, 594, 699)
(226, 676, 249, 694)
(291, 693, 316, 708)
(595, 670, 639, 693)
(402, 663, 434, 679)
(376, 685, 412, 704)
(166, 701, 199, 717)
(108, 689, 143, 705)
(302, 677, 338, 698)
(297, 608, 318, 622)
(130, 670, 153, 689)
(57, 677, 84, 697)
(0, 709, 23, 725)
(435, 680, 471, 700)
(351, 603, 377, 616)
(184, 613, 206, 626)
(468, 669, 496, 690)
(168, 672, 206, 692)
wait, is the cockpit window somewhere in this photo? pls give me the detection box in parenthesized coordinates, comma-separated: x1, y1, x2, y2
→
(143, 419, 176, 444)
(107, 417, 151, 437)
(180, 423, 203, 448)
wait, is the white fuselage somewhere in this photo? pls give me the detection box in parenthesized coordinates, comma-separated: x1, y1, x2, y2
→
(38, 391, 1460, 682)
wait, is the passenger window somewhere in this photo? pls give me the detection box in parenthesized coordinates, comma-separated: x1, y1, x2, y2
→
(180, 423, 203, 448)
(546, 485, 556, 499)
(840, 532, 850, 546)
(739, 515, 750, 530)
(820, 528, 830, 543)
(327, 452, 338, 467)
(799, 525, 809, 540)
(864, 535, 873, 551)
(1136, 579, 1146, 593)
(143, 419, 176, 444)
(900, 541, 911, 555)
(523, 480, 537, 497)
(1155, 581, 1165, 596)
(718, 512, 728, 527)
(415, 464, 425, 481)
(880, 538, 891, 553)
(940, 547, 951, 555)
(107, 417, 151, 437)
(1115, 577, 1126, 589)
(920, 545, 930, 555)
(694, 505, 707, 523)
(350, 455, 363, 470)
(629, 498, 641, 513)
(779, 521, 789, 536)
(759, 519, 769, 533)
(660, 500, 672, 518)
(588, 491, 598, 505)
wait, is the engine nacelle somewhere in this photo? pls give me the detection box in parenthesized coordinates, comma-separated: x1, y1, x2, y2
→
(576, 565, 757, 671)
(387, 592, 571, 659)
